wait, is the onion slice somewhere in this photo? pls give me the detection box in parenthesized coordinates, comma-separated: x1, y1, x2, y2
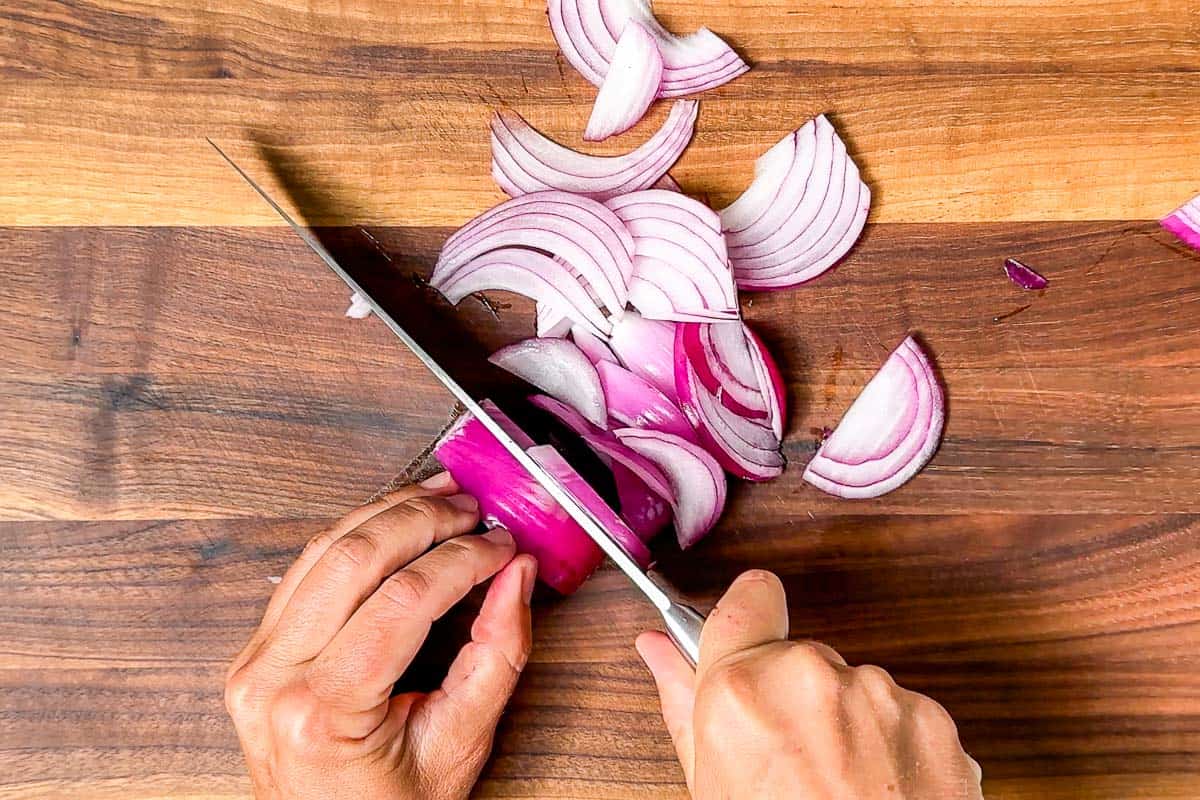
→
(528, 393, 604, 437)
(608, 189, 738, 321)
(432, 249, 611, 338)
(489, 339, 608, 429)
(435, 405, 603, 594)
(548, 0, 748, 98)
(1003, 258, 1049, 290)
(675, 321, 786, 437)
(1161, 193, 1200, 253)
(585, 22, 664, 142)
(802, 336, 944, 499)
(434, 191, 633, 315)
(720, 115, 871, 290)
(490, 101, 697, 200)
(345, 291, 372, 319)
(596, 359, 696, 441)
(527, 445, 653, 568)
(608, 311, 678, 399)
(615, 427, 727, 548)
(571, 325, 619, 365)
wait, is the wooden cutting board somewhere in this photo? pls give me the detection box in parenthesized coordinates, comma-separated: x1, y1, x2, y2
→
(2, 1, 1199, 798)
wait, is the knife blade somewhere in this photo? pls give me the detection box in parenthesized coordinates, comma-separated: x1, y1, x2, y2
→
(209, 139, 705, 664)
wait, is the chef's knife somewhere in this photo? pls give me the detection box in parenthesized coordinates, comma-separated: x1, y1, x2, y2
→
(209, 139, 706, 665)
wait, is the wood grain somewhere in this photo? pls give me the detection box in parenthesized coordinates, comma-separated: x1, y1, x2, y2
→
(2, 72, 1199, 226)
(3, 514, 1200, 798)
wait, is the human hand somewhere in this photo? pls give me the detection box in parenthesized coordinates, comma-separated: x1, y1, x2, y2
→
(224, 473, 537, 800)
(637, 570, 983, 799)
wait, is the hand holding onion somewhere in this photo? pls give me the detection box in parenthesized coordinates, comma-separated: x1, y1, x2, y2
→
(637, 571, 983, 800)
(224, 474, 536, 800)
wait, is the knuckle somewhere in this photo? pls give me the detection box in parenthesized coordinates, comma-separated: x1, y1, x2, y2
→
(911, 693, 957, 732)
(303, 531, 335, 556)
(223, 669, 262, 720)
(377, 569, 431, 616)
(785, 643, 842, 703)
(324, 530, 380, 573)
(272, 682, 331, 756)
(398, 495, 447, 526)
(855, 664, 897, 691)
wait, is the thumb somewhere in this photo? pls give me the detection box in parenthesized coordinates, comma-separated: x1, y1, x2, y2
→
(417, 554, 536, 773)
(636, 630, 697, 790)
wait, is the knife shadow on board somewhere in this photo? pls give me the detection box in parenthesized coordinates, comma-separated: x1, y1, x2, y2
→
(247, 138, 594, 690)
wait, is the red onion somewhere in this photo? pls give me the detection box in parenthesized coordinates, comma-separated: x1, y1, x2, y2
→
(548, 0, 748, 99)
(490, 101, 697, 200)
(536, 301, 574, 337)
(345, 291, 372, 319)
(434, 191, 633, 315)
(489, 338, 608, 429)
(434, 405, 604, 594)
(434, 249, 611, 338)
(802, 336, 944, 499)
(746, 326, 787, 440)
(526, 445, 653, 568)
(528, 393, 604, 437)
(675, 353, 783, 481)
(614, 427, 727, 548)
(595, 359, 696, 441)
(611, 462, 672, 541)
(677, 322, 766, 418)
(1161, 193, 1200, 253)
(608, 311, 678, 400)
(585, 22, 663, 142)
(607, 189, 738, 321)
(571, 324, 619, 365)
(480, 398, 537, 449)
(720, 115, 871, 290)
(1003, 258, 1049, 290)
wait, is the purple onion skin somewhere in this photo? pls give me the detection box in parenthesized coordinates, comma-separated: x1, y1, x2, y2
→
(1003, 258, 1049, 290)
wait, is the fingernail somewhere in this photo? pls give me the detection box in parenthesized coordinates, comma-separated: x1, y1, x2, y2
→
(520, 557, 538, 604)
(446, 493, 478, 512)
(419, 471, 455, 490)
(482, 526, 513, 546)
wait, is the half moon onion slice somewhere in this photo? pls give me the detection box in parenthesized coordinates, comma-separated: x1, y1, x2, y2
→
(1161, 192, 1200, 253)
(489, 338, 608, 429)
(720, 115, 871, 291)
(585, 22, 664, 142)
(802, 335, 944, 499)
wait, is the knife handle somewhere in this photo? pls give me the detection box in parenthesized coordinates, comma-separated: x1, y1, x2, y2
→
(661, 601, 706, 667)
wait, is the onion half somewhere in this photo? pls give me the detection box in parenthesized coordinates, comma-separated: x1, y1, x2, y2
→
(548, 0, 748, 99)
(1161, 193, 1200, 253)
(720, 115, 871, 290)
(490, 101, 697, 200)
(802, 336, 944, 499)
(489, 338, 608, 429)
(585, 22, 664, 142)
(596, 359, 696, 441)
(608, 189, 738, 321)
(614, 427, 727, 548)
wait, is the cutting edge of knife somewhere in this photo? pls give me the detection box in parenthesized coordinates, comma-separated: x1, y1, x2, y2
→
(207, 138, 672, 611)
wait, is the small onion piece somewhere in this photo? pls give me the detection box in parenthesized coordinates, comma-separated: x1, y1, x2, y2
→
(490, 101, 698, 201)
(571, 325, 619, 365)
(802, 335, 944, 499)
(527, 445, 653, 568)
(1003, 258, 1049, 290)
(609, 311, 678, 400)
(434, 191, 634, 315)
(435, 405, 603, 594)
(1161, 193, 1200, 252)
(596, 359, 696, 441)
(608, 189, 738, 322)
(614, 427, 727, 549)
(528, 393, 603, 437)
(585, 22, 664, 142)
(536, 301, 574, 337)
(720, 115, 871, 291)
(548, 0, 748, 99)
(432, 249, 611, 338)
(345, 291, 372, 319)
(489, 338, 608, 429)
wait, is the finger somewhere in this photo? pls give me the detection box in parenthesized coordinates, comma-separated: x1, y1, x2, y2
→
(698, 570, 789, 677)
(636, 630, 697, 790)
(308, 528, 518, 726)
(229, 475, 460, 674)
(416, 554, 537, 769)
(798, 639, 848, 666)
(264, 492, 481, 663)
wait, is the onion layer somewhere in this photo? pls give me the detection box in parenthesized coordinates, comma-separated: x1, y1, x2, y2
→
(608, 311, 678, 400)
(435, 405, 603, 594)
(489, 339, 608, 429)
(490, 101, 697, 200)
(608, 190, 738, 321)
(802, 336, 944, 499)
(1161, 193, 1200, 253)
(720, 115, 871, 291)
(596, 359, 696, 441)
(1003, 258, 1049, 290)
(585, 22, 664, 142)
(615, 427, 727, 549)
